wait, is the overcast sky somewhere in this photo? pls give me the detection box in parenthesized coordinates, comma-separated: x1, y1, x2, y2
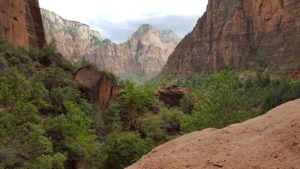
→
(39, 0, 208, 43)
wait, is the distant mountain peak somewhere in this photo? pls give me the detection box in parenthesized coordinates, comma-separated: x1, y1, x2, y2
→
(130, 24, 181, 45)
(137, 24, 155, 32)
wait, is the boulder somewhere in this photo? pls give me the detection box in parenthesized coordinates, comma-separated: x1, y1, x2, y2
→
(157, 85, 187, 107)
(126, 99, 300, 169)
(75, 69, 119, 109)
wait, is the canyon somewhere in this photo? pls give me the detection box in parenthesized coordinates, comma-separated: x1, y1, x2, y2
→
(0, 0, 119, 110)
(162, 0, 300, 74)
(41, 8, 181, 83)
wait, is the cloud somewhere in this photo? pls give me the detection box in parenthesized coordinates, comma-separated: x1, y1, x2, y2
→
(88, 14, 200, 43)
(39, 0, 208, 43)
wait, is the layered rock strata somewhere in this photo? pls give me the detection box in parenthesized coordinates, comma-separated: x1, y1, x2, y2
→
(162, 0, 300, 74)
(41, 8, 181, 78)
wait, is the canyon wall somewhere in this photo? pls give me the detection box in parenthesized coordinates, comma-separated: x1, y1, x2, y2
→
(41, 8, 181, 80)
(162, 0, 300, 74)
(0, 0, 46, 49)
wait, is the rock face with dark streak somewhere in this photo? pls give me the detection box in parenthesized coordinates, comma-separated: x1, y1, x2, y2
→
(162, 0, 300, 74)
(75, 69, 119, 110)
(0, 0, 46, 49)
(157, 85, 186, 107)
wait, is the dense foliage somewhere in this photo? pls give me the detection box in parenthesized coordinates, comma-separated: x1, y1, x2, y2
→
(0, 39, 154, 169)
(0, 38, 299, 169)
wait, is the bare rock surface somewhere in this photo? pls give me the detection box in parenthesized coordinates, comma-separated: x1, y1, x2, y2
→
(0, 0, 46, 49)
(127, 99, 300, 169)
(75, 69, 119, 110)
(157, 85, 187, 107)
(162, 0, 300, 74)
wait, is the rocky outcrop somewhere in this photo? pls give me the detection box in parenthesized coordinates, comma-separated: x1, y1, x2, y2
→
(75, 69, 119, 109)
(0, 0, 46, 49)
(127, 99, 300, 169)
(41, 8, 181, 80)
(157, 85, 186, 107)
(285, 66, 300, 79)
(162, 0, 300, 74)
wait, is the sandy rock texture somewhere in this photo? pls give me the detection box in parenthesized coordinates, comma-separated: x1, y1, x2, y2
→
(127, 99, 300, 169)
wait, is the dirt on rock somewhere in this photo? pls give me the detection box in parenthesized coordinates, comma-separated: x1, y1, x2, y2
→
(126, 99, 300, 169)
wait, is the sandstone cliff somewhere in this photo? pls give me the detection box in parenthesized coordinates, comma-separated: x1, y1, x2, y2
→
(0, 0, 46, 49)
(162, 0, 300, 74)
(41, 8, 102, 63)
(127, 99, 300, 169)
(41, 8, 181, 80)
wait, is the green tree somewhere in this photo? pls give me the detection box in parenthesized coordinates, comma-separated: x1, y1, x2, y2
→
(196, 69, 249, 129)
(117, 80, 155, 129)
(101, 132, 153, 169)
(44, 102, 97, 165)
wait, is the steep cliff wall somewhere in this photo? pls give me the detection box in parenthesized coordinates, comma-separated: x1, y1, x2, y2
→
(41, 8, 102, 62)
(41, 8, 181, 79)
(162, 0, 300, 74)
(0, 0, 46, 49)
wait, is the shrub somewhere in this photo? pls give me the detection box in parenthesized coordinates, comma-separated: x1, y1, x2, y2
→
(161, 108, 184, 133)
(261, 78, 300, 113)
(44, 102, 97, 162)
(140, 117, 167, 143)
(77, 59, 98, 71)
(101, 132, 153, 169)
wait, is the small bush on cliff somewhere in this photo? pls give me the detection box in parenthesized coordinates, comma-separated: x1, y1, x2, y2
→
(41, 39, 57, 56)
(78, 59, 98, 70)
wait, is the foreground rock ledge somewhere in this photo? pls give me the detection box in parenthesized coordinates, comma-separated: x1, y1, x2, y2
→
(126, 99, 300, 169)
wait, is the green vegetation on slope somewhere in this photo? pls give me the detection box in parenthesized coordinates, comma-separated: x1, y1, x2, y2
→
(0, 38, 299, 169)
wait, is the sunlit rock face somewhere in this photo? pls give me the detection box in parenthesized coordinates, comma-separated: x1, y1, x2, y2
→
(162, 0, 300, 74)
(41, 9, 181, 80)
(0, 0, 46, 49)
(127, 99, 300, 169)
